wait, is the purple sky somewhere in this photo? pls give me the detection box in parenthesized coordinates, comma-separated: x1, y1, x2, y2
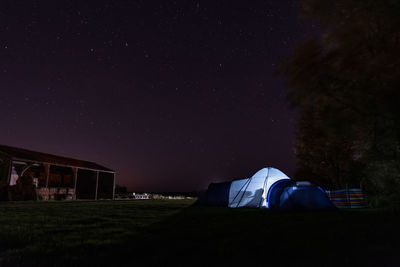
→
(0, 0, 319, 192)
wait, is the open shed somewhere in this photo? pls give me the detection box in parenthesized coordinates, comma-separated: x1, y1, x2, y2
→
(0, 144, 115, 200)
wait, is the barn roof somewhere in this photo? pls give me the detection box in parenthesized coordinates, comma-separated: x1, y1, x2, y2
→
(0, 144, 114, 172)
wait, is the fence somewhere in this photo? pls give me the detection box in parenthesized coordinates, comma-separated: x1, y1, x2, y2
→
(325, 188, 365, 208)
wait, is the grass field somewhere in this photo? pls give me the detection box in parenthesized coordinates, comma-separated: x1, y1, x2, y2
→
(0, 200, 399, 266)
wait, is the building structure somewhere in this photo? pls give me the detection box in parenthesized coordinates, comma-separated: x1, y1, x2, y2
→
(0, 144, 115, 200)
(131, 192, 150, 200)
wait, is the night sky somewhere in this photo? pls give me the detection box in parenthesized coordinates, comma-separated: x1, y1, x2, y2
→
(0, 0, 319, 192)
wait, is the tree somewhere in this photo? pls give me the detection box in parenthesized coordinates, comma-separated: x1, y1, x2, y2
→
(280, 0, 400, 194)
(115, 184, 128, 194)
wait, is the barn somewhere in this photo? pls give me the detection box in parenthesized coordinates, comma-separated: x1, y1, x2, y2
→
(0, 144, 115, 200)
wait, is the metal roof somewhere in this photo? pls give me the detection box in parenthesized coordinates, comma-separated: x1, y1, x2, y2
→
(0, 144, 114, 172)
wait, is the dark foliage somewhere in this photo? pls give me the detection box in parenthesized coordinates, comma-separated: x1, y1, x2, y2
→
(280, 0, 400, 195)
(115, 184, 128, 194)
(7, 174, 37, 201)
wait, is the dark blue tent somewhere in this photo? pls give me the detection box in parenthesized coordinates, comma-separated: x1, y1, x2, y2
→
(267, 179, 292, 209)
(271, 181, 335, 211)
(198, 181, 231, 206)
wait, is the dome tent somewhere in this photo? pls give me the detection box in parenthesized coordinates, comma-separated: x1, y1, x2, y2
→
(277, 181, 335, 210)
(198, 167, 335, 210)
(229, 167, 290, 208)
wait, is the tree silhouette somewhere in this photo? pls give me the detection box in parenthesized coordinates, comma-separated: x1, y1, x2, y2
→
(280, 0, 400, 194)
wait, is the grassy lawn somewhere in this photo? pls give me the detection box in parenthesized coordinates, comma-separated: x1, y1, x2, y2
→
(0, 200, 399, 266)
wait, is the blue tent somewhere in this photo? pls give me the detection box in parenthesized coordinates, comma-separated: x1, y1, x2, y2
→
(270, 181, 335, 210)
(201, 181, 231, 206)
(198, 167, 335, 211)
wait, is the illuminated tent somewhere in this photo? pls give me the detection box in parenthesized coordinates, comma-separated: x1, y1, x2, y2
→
(199, 167, 335, 210)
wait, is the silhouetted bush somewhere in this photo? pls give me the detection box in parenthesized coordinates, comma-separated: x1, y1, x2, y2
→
(367, 194, 400, 211)
(8, 174, 37, 201)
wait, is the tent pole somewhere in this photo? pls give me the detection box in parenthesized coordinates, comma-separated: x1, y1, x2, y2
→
(230, 178, 251, 207)
(236, 177, 253, 208)
(259, 168, 270, 208)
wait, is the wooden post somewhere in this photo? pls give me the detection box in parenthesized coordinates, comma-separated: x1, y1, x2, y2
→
(44, 164, 51, 200)
(44, 164, 50, 188)
(112, 173, 116, 200)
(95, 171, 99, 200)
(73, 167, 78, 200)
(7, 159, 12, 185)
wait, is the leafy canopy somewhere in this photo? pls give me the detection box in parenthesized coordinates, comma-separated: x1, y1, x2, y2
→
(281, 0, 400, 193)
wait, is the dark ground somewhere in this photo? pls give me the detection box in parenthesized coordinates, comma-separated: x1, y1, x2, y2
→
(0, 200, 399, 266)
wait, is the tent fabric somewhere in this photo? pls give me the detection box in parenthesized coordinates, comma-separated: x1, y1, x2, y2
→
(267, 179, 292, 209)
(199, 181, 231, 206)
(228, 167, 290, 208)
(198, 167, 336, 211)
(279, 182, 335, 210)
